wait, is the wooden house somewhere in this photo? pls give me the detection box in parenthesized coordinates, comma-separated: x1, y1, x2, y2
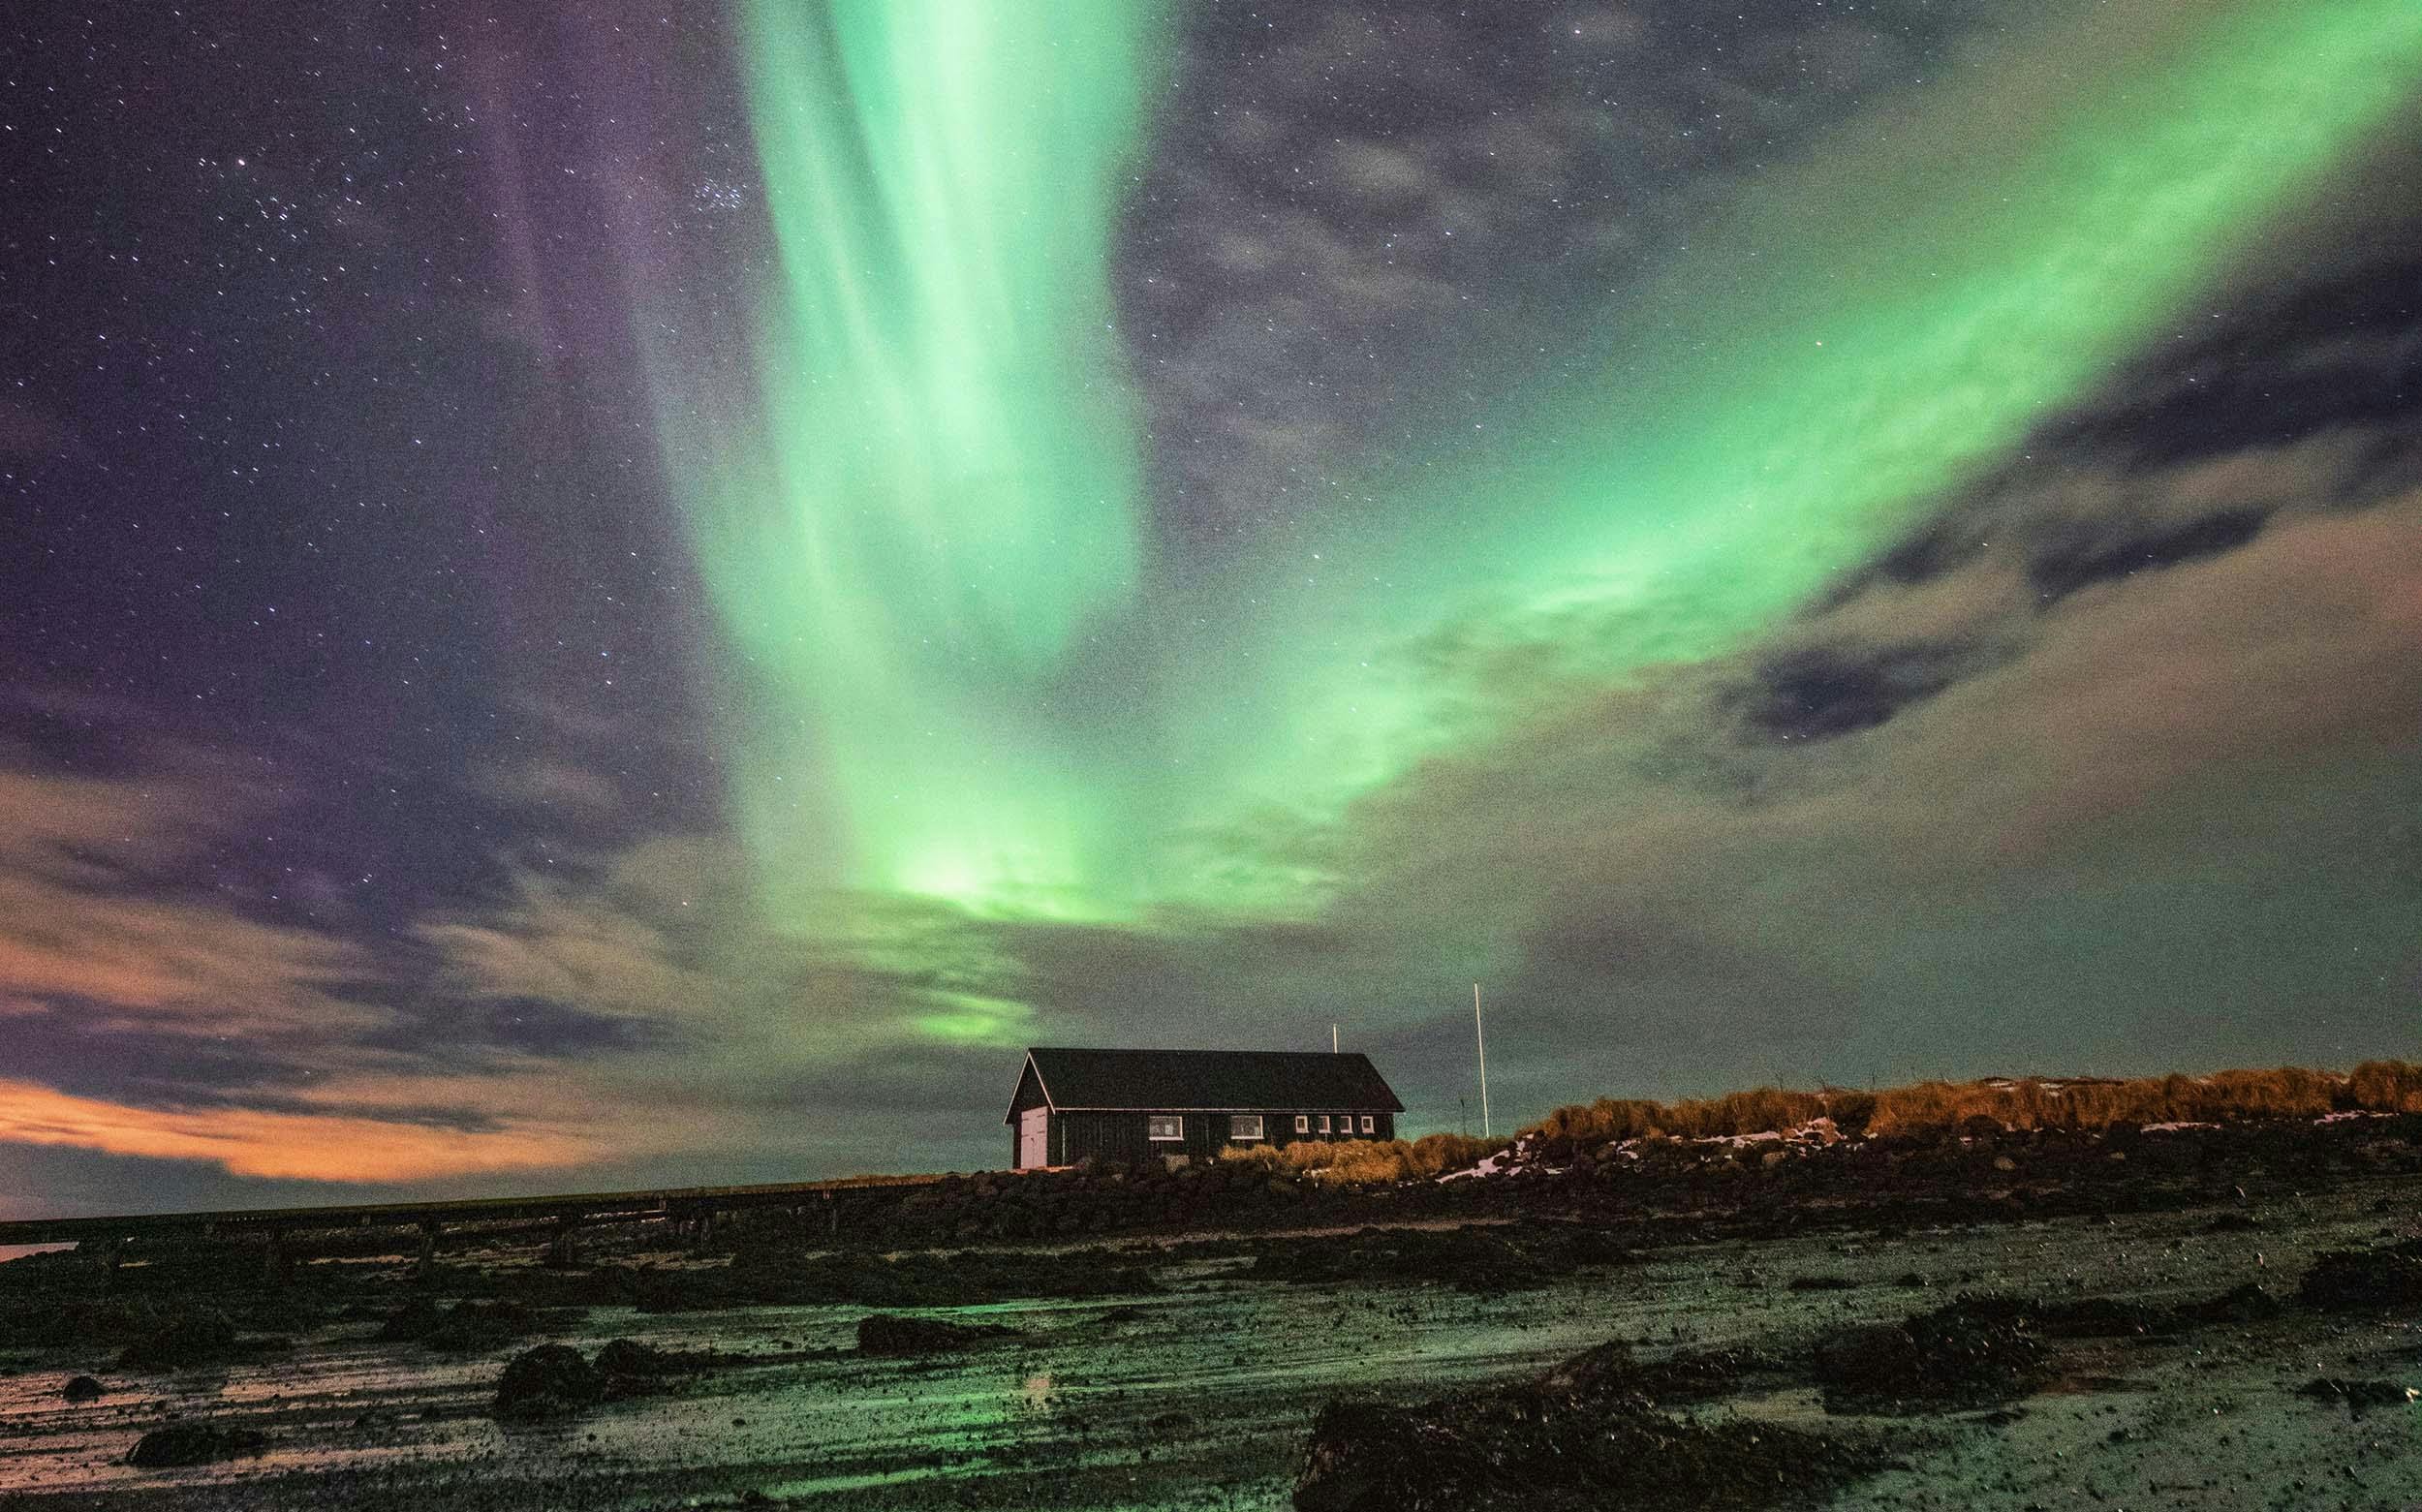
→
(1005, 1046, 1405, 1170)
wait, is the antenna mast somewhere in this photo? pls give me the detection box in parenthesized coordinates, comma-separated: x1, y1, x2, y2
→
(1474, 983, 1491, 1138)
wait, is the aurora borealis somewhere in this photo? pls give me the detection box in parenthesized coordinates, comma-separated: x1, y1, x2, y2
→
(683, 0, 1165, 919)
(4, 0, 2421, 1215)
(677, 0, 2422, 930)
(1157, 0, 2422, 883)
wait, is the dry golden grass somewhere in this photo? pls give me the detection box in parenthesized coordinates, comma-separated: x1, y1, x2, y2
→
(1204, 1062, 2422, 1185)
(1219, 1132, 1507, 1185)
(1529, 1060, 2422, 1145)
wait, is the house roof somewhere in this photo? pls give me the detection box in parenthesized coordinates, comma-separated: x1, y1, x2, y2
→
(1009, 1046, 1404, 1122)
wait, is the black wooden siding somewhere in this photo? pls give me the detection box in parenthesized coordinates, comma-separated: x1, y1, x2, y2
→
(1005, 1050, 1401, 1169)
(1048, 1109, 1396, 1167)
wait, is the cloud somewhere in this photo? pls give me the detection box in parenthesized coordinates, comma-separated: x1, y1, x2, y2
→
(0, 1076, 599, 1184)
(470, 756, 626, 818)
(0, 757, 377, 1040)
(415, 878, 708, 1029)
(1253, 441, 2422, 1106)
(0, 724, 742, 1196)
(1124, 1, 1981, 537)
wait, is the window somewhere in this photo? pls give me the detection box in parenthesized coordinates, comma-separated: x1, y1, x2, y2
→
(1338, 1114, 1351, 1136)
(1147, 1115, 1182, 1142)
(1294, 1115, 1310, 1133)
(1359, 1115, 1376, 1134)
(1319, 1115, 1332, 1134)
(1228, 1114, 1264, 1141)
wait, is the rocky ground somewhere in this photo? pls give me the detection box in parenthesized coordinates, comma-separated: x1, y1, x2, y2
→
(2, 1118, 2419, 1510)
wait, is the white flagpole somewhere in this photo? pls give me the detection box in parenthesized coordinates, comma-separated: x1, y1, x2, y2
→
(1475, 983, 1490, 1138)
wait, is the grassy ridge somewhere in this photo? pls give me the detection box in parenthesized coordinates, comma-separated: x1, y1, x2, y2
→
(1533, 1061, 2422, 1145)
(1220, 1061, 2422, 1184)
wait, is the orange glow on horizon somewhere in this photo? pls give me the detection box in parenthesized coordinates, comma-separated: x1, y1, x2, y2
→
(0, 1077, 598, 1184)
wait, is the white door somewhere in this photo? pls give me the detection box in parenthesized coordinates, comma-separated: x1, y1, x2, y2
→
(1018, 1107, 1048, 1168)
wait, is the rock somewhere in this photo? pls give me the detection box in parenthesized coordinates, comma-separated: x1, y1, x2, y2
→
(1241, 1223, 1630, 1293)
(127, 1422, 268, 1467)
(492, 1343, 606, 1420)
(375, 1296, 445, 1342)
(62, 1374, 105, 1403)
(855, 1313, 1016, 1356)
(2022, 1296, 2164, 1340)
(1992, 1156, 2018, 1172)
(422, 1300, 542, 1352)
(2298, 1240, 2422, 1311)
(1537, 1340, 1779, 1404)
(115, 1308, 238, 1369)
(1813, 1298, 2049, 1414)
(1292, 1341, 1874, 1511)
(2179, 1281, 2282, 1325)
(2295, 1376, 2418, 1415)
(595, 1338, 674, 1378)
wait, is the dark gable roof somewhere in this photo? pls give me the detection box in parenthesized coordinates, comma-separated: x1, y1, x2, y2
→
(1019, 1047, 1403, 1115)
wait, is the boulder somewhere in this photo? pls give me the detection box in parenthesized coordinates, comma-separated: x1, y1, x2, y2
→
(1293, 1342, 1873, 1511)
(1813, 1298, 2048, 1414)
(492, 1343, 606, 1420)
(2299, 1240, 2422, 1311)
(115, 1308, 238, 1369)
(595, 1337, 674, 1378)
(127, 1422, 267, 1467)
(2295, 1376, 2417, 1415)
(856, 1313, 1016, 1356)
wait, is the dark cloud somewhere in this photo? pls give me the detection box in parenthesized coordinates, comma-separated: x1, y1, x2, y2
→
(1736, 643, 1969, 744)
(1848, 249, 2422, 605)
(360, 995, 674, 1063)
(2025, 507, 2271, 603)
(0, 1000, 327, 1113)
(2036, 251, 2422, 471)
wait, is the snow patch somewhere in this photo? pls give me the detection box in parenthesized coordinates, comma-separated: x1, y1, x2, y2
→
(1439, 1151, 1516, 1183)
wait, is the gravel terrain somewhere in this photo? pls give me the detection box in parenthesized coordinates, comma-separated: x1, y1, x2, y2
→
(3, 1145, 2418, 1509)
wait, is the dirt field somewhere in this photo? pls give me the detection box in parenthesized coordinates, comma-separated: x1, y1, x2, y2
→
(3, 1135, 2419, 1510)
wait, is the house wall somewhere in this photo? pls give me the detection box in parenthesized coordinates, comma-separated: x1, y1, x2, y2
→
(1050, 1108, 1397, 1167)
(1008, 1064, 1050, 1169)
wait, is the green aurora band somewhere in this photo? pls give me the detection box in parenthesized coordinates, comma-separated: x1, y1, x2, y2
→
(1159, 0, 2422, 908)
(689, 0, 1166, 926)
(672, 0, 2422, 1017)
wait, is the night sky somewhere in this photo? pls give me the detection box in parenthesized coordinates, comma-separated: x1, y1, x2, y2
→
(4, 0, 2420, 1219)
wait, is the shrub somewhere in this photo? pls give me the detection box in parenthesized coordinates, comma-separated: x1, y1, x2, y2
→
(1218, 1133, 1508, 1186)
(2348, 1061, 2422, 1114)
(1522, 1061, 2422, 1146)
